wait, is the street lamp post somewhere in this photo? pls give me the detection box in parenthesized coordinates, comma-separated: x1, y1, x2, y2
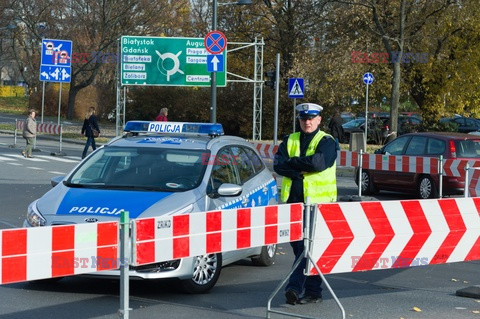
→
(210, 0, 252, 123)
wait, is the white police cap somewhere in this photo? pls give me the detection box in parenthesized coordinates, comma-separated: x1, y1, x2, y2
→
(296, 103, 323, 119)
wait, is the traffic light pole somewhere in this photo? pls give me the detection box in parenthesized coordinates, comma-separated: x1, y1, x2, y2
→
(273, 53, 280, 145)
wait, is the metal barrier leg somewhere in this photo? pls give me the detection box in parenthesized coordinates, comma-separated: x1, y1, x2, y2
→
(266, 201, 346, 319)
(118, 211, 131, 319)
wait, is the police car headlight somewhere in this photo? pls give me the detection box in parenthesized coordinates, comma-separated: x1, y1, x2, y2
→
(26, 200, 46, 227)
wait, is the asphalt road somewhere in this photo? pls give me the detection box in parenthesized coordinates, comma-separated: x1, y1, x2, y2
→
(0, 133, 479, 319)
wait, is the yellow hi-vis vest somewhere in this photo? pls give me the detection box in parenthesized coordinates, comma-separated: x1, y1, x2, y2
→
(280, 130, 337, 204)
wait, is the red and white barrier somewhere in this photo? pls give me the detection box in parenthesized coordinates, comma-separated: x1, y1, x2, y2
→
(0, 222, 118, 284)
(133, 203, 303, 266)
(252, 142, 279, 160)
(15, 120, 61, 135)
(310, 198, 480, 275)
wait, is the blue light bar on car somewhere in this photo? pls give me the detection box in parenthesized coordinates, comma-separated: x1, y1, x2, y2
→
(123, 121, 224, 136)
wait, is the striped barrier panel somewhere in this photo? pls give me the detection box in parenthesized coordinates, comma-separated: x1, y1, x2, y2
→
(15, 120, 61, 134)
(360, 153, 439, 174)
(309, 197, 480, 275)
(252, 142, 279, 160)
(0, 222, 118, 284)
(133, 203, 303, 266)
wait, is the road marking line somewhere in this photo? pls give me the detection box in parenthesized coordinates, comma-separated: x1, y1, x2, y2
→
(36, 155, 79, 163)
(27, 167, 43, 170)
(0, 155, 15, 161)
(48, 171, 66, 175)
(6, 162, 21, 166)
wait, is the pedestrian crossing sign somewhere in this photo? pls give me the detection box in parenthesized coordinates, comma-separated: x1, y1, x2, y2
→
(288, 78, 304, 98)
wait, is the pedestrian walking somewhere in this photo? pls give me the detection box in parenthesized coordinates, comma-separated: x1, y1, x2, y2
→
(22, 109, 37, 158)
(155, 107, 168, 121)
(274, 102, 337, 305)
(81, 106, 100, 159)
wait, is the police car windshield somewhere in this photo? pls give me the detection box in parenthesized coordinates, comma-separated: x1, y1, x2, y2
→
(66, 147, 208, 192)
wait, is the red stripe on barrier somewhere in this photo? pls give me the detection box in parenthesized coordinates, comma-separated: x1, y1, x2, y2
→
(352, 151, 358, 167)
(173, 237, 189, 258)
(416, 157, 423, 173)
(96, 222, 118, 271)
(465, 198, 480, 260)
(388, 155, 395, 172)
(2, 229, 27, 256)
(97, 222, 118, 246)
(206, 211, 222, 232)
(206, 232, 221, 253)
(315, 203, 354, 274)
(173, 215, 190, 258)
(2, 229, 27, 283)
(237, 209, 251, 249)
(374, 154, 382, 170)
(173, 215, 189, 236)
(290, 204, 303, 241)
(206, 211, 222, 253)
(52, 226, 75, 277)
(402, 156, 409, 173)
(352, 202, 395, 272)
(264, 206, 278, 244)
(136, 218, 155, 241)
(431, 199, 467, 264)
(430, 157, 438, 175)
(340, 150, 346, 167)
(135, 218, 155, 265)
(396, 201, 431, 267)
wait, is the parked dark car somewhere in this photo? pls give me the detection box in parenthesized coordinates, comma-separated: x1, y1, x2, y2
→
(342, 115, 390, 145)
(439, 116, 480, 133)
(355, 132, 480, 199)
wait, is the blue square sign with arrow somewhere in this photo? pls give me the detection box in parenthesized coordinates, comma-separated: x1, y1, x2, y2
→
(207, 54, 224, 72)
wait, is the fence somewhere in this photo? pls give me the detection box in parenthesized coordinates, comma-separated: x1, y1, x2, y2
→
(1, 198, 479, 318)
(252, 141, 480, 198)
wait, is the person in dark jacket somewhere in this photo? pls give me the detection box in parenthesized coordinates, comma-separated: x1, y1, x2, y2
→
(328, 109, 344, 148)
(274, 102, 337, 306)
(81, 106, 100, 159)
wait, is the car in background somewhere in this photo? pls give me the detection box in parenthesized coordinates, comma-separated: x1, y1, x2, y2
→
(439, 116, 480, 133)
(341, 112, 355, 124)
(24, 121, 278, 293)
(356, 132, 480, 199)
(342, 115, 389, 145)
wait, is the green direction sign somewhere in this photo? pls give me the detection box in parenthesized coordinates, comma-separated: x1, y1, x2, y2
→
(121, 36, 226, 87)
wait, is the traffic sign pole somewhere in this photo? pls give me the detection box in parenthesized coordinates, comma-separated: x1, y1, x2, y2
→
(362, 72, 374, 151)
(365, 83, 369, 151)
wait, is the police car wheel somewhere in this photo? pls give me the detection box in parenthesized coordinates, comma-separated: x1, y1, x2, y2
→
(179, 253, 222, 294)
(251, 245, 276, 266)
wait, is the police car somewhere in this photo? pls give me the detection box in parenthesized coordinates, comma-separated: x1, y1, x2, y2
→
(24, 121, 278, 293)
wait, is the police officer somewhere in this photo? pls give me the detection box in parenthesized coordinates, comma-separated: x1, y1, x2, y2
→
(274, 103, 337, 305)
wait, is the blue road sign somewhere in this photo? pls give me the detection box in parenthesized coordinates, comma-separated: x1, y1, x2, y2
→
(40, 65, 71, 83)
(207, 54, 224, 72)
(288, 78, 305, 98)
(363, 72, 374, 85)
(204, 30, 227, 54)
(40, 39, 72, 83)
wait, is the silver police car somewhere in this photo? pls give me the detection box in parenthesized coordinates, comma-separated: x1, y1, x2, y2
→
(24, 121, 278, 293)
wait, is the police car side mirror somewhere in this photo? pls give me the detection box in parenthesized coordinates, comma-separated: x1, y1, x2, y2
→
(51, 175, 65, 187)
(211, 183, 242, 198)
